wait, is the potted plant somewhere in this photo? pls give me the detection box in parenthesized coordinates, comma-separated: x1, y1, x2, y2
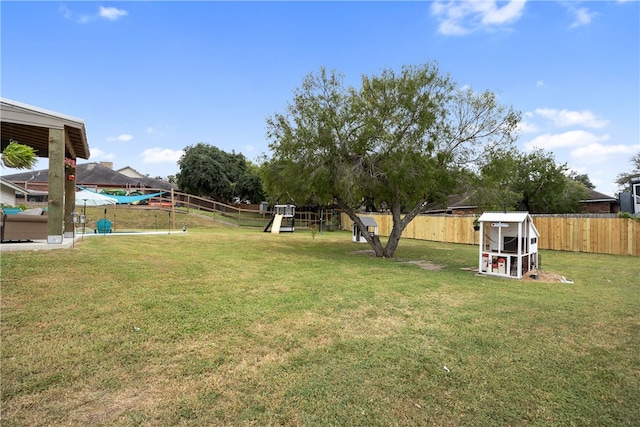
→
(473, 217, 480, 231)
(1, 140, 37, 170)
(65, 158, 76, 181)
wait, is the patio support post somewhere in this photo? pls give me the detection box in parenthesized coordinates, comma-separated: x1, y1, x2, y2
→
(64, 163, 75, 238)
(47, 128, 65, 244)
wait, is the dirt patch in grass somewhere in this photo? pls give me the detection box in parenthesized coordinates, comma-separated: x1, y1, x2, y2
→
(351, 249, 377, 256)
(402, 260, 445, 270)
(460, 267, 573, 283)
(522, 269, 573, 283)
(351, 250, 445, 271)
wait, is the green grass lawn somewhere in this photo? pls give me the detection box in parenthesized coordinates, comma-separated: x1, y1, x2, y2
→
(2, 225, 639, 426)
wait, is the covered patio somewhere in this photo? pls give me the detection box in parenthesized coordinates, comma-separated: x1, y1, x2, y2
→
(1, 98, 90, 244)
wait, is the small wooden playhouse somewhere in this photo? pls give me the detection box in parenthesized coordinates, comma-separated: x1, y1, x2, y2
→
(352, 216, 378, 243)
(477, 212, 539, 279)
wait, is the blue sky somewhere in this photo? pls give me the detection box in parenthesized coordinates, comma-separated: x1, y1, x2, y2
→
(2, 1, 638, 197)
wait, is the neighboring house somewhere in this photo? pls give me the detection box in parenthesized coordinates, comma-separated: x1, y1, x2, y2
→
(422, 190, 620, 215)
(1, 178, 28, 206)
(116, 165, 147, 179)
(3, 162, 177, 205)
(579, 189, 620, 214)
(422, 194, 479, 215)
(116, 165, 178, 188)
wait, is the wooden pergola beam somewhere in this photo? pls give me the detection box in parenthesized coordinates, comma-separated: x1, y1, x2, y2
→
(1, 98, 91, 244)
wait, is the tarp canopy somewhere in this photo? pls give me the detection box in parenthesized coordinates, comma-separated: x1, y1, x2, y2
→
(106, 191, 167, 204)
(76, 187, 167, 205)
(75, 190, 117, 207)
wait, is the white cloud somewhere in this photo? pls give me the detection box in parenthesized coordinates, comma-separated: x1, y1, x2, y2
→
(107, 134, 133, 142)
(99, 6, 128, 21)
(245, 145, 255, 152)
(88, 147, 115, 160)
(569, 7, 596, 28)
(437, 20, 468, 36)
(536, 80, 545, 87)
(59, 5, 72, 19)
(145, 126, 169, 137)
(61, 5, 128, 23)
(480, 0, 527, 25)
(524, 130, 610, 151)
(517, 121, 538, 134)
(141, 148, 184, 164)
(572, 142, 640, 161)
(534, 108, 609, 129)
(431, 0, 527, 35)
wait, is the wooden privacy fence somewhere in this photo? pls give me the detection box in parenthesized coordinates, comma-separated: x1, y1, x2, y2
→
(532, 215, 639, 256)
(341, 213, 640, 256)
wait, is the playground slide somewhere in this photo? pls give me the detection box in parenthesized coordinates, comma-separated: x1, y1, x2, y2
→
(271, 214, 283, 234)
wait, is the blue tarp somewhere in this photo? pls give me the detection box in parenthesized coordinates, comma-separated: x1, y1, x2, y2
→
(107, 191, 167, 204)
(76, 187, 167, 205)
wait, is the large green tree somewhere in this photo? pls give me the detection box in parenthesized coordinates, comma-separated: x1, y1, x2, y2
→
(470, 146, 523, 211)
(569, 171, 595, 190)
(513, 149, 589, 213)
(473, 148, 590, 213)
(177, 143, 261, 203)
(263, 64, 520, 257)
(616, 152, 640, 192)
(236, 163, 266, 204)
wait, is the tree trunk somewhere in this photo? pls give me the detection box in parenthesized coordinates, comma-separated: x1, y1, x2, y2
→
(382, 202, 403, 257)
(335, 197, 385, 257)
(335, 197, 427, 259)
(382, 199, 427, 258)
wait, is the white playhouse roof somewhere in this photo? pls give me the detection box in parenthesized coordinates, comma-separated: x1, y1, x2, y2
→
(478, 211, 539, 236)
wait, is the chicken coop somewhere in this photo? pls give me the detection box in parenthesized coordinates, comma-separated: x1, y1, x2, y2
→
(477, 212, 540, 279)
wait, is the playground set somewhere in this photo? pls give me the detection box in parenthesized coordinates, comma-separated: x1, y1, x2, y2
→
(263, 204, 296, 234)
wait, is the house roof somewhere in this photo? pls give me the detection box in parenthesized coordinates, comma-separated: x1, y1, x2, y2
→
(580, 189, 617, 203)
(423, 194, 476, 213)
(424, 188, 618, 213)
(80, 162, 140, 186)
(0, 178, 28, 195)
(116, 166, 147, 179)
(2, 162, 177, 191)
(1, 98, 90, 160)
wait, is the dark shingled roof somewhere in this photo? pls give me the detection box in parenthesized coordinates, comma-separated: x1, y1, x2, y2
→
(2, 162, 177, 191)
(580, 189, 617, 203)
(423, 194, 477, 213)
(423, 189, 617, 213)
